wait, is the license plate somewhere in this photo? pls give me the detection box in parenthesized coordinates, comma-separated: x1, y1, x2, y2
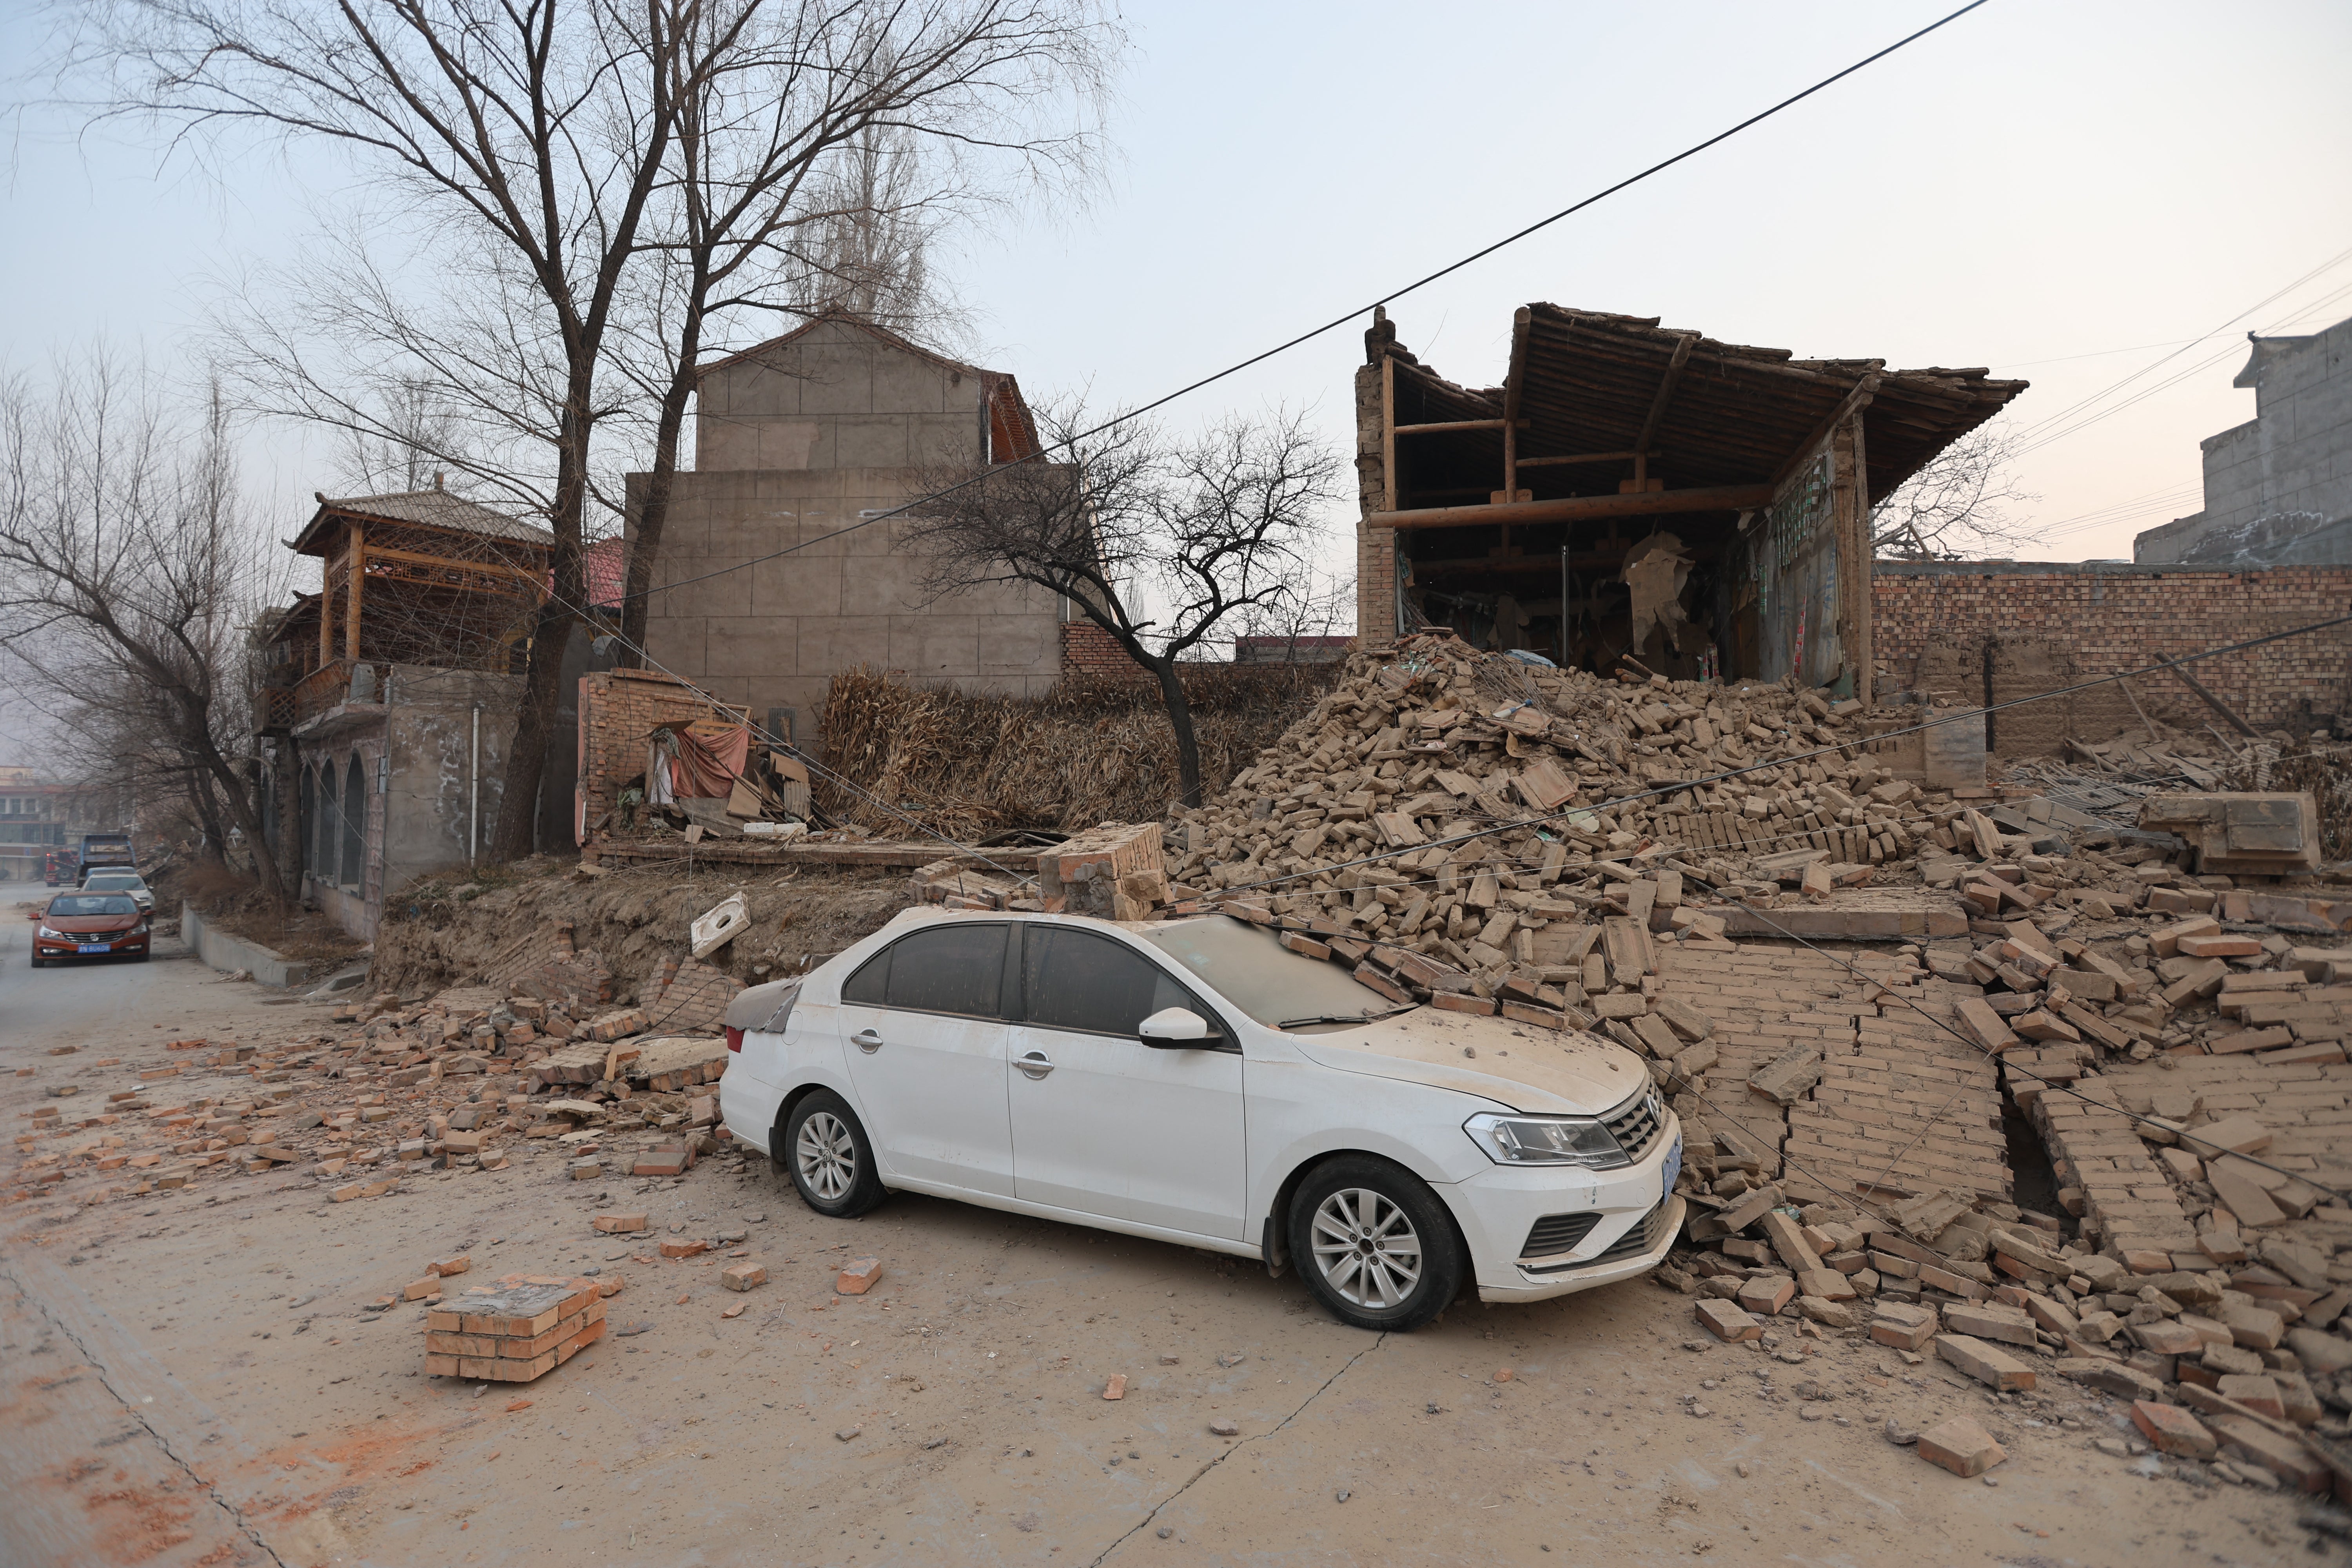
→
(78, 943, 109, 953)
(1662, 1135, 1683, 1205)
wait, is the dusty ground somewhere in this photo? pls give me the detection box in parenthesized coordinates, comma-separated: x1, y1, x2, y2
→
(2, 901, 2342, 1566)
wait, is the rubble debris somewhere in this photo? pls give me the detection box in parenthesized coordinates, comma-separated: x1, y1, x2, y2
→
(1916, 1415, 2005, 1477)
(690, 893, 753, 959)
(2139, 793, 2321, 877)
(836, 1257, 882, 1296)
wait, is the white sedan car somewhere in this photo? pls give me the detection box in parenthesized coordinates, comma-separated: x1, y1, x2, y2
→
(721, 908, 1682, 1331)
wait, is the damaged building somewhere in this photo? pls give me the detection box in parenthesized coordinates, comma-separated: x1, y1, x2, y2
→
(1353, 304, 2027, 700)
(627, 312, 1091, 746)
(254, 488, 552, 936)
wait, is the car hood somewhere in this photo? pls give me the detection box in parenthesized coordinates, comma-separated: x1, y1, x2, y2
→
(46, 916, 141, 933)
(1289, 1008, 1651, 1116)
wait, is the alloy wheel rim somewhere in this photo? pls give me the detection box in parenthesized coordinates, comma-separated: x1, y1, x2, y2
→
(1309, 1187, 1422, 1309)
(796, 1111, 855, 1201)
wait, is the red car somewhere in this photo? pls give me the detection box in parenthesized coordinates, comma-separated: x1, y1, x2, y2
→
(29, 891, 152, 966)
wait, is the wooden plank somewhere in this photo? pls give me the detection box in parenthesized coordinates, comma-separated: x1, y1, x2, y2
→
(1368, 483, 1773, 533)
(1632, 333, 1697, 468)
(1516, 449, 1656, 468)
(1392, 418, 1525, 435)
(362, 541, 547, 591)
(592, 838, 958, 870)
(1381, 353, 1396, 515)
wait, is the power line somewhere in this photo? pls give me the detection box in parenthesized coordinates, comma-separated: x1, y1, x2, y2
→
(621, 0, 1995, 609)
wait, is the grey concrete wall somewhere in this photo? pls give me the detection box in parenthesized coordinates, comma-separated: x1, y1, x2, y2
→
(696, 318, 988, 472)
(2138, 314, 2352, 562)
(632, 466, 1063, 726)
(290, 663, 524, 938)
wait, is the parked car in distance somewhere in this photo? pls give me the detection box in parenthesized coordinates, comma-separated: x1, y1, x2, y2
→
(80, 871, 154, 913)
(720, 908, 1681, 1332)
(29, 891, 152, 966)
(76, 832, 137, 881)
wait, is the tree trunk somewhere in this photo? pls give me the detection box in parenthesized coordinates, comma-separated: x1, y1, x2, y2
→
(617, 294, 705, 666)
(491, 400, 590, 861)
(1147, 657, 1203, 809)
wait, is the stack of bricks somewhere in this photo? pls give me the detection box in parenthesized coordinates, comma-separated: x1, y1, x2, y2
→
(1038, 822, 1167, 920)
(425, 1274, 608, 1382)
(1790, 976, 2009, 1204)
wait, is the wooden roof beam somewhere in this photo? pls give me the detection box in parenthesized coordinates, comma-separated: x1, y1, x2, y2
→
(1768, 366, 1884, 491)
(1368, 483, 1773, 532)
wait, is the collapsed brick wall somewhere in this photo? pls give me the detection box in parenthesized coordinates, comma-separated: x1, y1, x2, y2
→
(577, 668, 745, 840)
(1873, 563, 2352, 755)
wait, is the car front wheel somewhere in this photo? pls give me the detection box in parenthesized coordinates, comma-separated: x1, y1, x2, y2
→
(1288, 1156, 1465, 1332)
(780, 1090, 886, 1218)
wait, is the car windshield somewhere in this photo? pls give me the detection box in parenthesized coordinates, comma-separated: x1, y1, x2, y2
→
(51, 894, 138, 916)
(1142, 918, 1415, 1029)
(86, 875, 143, 888)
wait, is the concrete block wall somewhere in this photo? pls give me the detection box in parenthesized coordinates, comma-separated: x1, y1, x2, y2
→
(695, 317, 987, 472)
(632, 467, 1064, 724)
(1872, 562, 2352, 753)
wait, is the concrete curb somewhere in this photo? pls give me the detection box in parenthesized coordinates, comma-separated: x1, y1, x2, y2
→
(178, 901, 314, 989)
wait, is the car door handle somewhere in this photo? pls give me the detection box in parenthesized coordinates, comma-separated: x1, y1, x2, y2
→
(852, 1028, 883, 1054)
(1015, 1051, 1054, 1080)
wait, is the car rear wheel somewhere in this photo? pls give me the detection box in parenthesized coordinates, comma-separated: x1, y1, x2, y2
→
(780, 1090, 886, 1218)
(1288, 1156, 1465, 1332)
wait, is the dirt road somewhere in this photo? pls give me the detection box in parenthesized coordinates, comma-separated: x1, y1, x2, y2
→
(0, 907, 2332, 1566)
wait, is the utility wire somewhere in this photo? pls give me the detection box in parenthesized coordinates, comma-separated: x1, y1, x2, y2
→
(621, 0, 1994, 608)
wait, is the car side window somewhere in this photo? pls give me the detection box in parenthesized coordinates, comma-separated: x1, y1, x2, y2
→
(841, 947, 890, 1005)
(1023, 927, 1217, 1040)
(877, 924, 1008, 1019)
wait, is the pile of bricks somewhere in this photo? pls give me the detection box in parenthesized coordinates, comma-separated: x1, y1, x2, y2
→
(425, 1273, 608, 1383)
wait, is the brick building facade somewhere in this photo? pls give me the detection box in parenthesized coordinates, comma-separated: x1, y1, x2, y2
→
(574, 668, 748, 842)
(1871, 560, 2352, 753)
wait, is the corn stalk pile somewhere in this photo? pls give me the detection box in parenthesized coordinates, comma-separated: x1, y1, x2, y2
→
(816, 662, 1342, 838)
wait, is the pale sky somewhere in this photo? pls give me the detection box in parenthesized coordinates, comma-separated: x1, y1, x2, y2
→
(5, 0, 2350, 607)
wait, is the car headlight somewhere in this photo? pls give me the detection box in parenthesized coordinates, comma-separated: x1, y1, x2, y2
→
(38, 925, 62, 939)
(1463, 1112, 1627, 1168)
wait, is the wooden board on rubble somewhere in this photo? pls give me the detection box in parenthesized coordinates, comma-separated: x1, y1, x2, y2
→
(592, 838, 952, 870)
(1717, 890, 1969, 941)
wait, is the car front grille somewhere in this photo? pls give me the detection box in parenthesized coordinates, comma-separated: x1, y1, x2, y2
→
(1604, 1086, 1666, 1165)
(1523, 1199, 1672, 1274)
(1519, 1211, 1601, 1259)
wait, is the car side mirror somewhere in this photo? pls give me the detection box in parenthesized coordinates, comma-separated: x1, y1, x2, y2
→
(1139, 1007, 1215, 1047)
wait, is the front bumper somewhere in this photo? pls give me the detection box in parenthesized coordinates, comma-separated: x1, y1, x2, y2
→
(35, 932, 149, 958)
(1443, 1111, 1685, 1303)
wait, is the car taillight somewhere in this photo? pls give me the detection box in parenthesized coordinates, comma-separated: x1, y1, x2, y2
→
(725, 1026, 743, 1053)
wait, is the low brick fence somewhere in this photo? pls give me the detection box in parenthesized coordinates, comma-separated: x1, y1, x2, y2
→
(1872, 562, 2352, 755)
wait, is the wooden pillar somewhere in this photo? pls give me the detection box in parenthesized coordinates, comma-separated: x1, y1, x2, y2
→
(1848, 411, 1872, 706)
(345, 525, 365, 664)
(1380, 354, 1397, 514)
(318, 573, 333, 668)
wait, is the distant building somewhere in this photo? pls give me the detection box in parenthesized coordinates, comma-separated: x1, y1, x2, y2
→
(0, 776, 126, 880)
(627, 312, 1073, 747)
(253, 487, 552, 937)
(2136, 314, 2352, 564)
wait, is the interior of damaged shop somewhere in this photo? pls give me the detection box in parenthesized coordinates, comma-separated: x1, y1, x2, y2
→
(1357, 303, 2027, 698)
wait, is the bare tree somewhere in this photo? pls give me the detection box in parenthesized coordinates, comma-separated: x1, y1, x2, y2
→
(906, 406, 1343, 807)
(66, 2, 1117, 857)
(609, 3, 1111, 664)
(0, 354, 295, 902)
(1870, 421, 2042, 560)
(68, 0, 702, 860)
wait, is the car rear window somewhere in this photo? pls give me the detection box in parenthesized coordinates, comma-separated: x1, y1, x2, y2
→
(1143, 918, 1410, 1027)
(51, 895, 138, 916)
(842, 924, 1009, 1018)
